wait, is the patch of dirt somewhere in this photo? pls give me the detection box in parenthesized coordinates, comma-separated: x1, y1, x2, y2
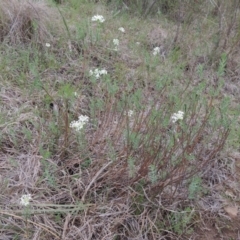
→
(196, 219, 240, 240)
(147, 24, 168, 47)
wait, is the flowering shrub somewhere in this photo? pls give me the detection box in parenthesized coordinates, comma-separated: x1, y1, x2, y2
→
(70, 115, 89, 132)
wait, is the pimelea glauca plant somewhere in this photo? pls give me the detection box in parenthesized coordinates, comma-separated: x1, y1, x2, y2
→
(0, 0, 239, 239)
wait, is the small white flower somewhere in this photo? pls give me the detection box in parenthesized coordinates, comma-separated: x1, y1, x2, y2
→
(136, 42, 140, 45)
(127, 110, 134, 117)
(171, 111, 184, 123)
(113, 39, 119, 46)
(118, 27, 125, 33)
(20, 194, 32, 206)
(153, 47, 161, 56)
(113, 39, 119, 51)
(124, 110, 134, 117)
(70, 115, 89, 132)
(91, 15, 105, 23)
(89, 70, 93, 76)
(99, 69, 107, 75)
(45, 43, 50, 47)
(95, 72, 100, 79)
(89, 68, 107, 79)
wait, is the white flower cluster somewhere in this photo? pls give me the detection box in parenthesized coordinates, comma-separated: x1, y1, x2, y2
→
(171, 111, 184, 123)
(70, 115, 89, 132)
(153, 47, 161, 56)
(91, 15, 105, 23)
(89, 68, 107, 79)
(125, 110, 134, 117)
(118, 27, 125, 33)
(113, 39, 119, 51)
(45, 43, 50, 47)
(20, 194, 32, 206)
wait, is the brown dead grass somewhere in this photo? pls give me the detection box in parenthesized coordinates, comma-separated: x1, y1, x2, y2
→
(0, 0, 59, 44)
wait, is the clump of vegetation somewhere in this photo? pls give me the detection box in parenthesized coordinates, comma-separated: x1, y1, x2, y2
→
(0, 0, 239, 239)
(0, 0, 59, 44)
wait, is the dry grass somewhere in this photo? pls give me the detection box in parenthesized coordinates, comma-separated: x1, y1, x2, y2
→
(0, 0, 59, 44)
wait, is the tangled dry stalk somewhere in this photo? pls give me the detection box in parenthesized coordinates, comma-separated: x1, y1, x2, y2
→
(0, 0, 58, 44)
